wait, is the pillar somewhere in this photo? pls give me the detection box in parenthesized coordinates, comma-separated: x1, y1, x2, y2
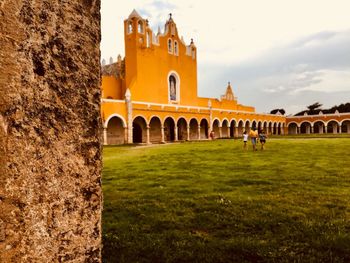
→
(187, 126, 190, 141)
(227, 126, 230, 138)
(198, 126, 201, 140)
(146, 126, 150, 144)
(234, 126, 239, 138)
(281, 126, 285, 135)
(311, 126, 314, 134)
(161, 126, 165, 143)
(125, 89, 133, 144)
(219, 126, 222, 138)
(103, 128, 108, 145)
(124, 127, 128, 143)
(174, 126, 178, 141)
(306, 125, 310, 134)
(0, 1, 102, 262)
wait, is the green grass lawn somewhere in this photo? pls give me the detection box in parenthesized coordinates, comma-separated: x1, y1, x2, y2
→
(102, 138, 350, 263)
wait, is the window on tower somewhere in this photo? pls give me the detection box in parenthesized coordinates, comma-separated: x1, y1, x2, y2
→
(168, 39, 173, 53)
(127, 21, 133, 34)
(174, 41, 178, 55)
(137, 21, 144, 33)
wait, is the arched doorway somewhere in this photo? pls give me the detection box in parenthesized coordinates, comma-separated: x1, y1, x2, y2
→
(244, 120, 250, 133)
(288, 123, 298, 135)
(212, 119, 220, 138)
(221, 120, 229, 138)
(341, 120, 350, 133)
(189, 118, 199, 140)
(177, 118, 187, 141)
(300, 122, 312, 134)
(257, 121, 262, 132)
(251, 120, 257, 130)
(106, 116, 125, 144)
(277, 123, 282, 135)
(263, 122, 268, 133)
(273, 123, 277, 135)
(149, 116, 162, 143)
(237, 120, 244, 137)
(200, 119, 209, 139)
(313, 121, 325, 134)
(230, 120, 236, 137)
(164, 117, 175, 142)
(327, 120, 339, 134)
(133, 116, 147, 143)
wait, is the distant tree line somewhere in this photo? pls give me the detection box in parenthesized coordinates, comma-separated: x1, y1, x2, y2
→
(269, 109, 285, 115)
(294, 102, 350, 116)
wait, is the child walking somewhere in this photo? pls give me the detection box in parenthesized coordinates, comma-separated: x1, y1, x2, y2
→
(243, 131, 248, 150)
(259, 129, 267, 150)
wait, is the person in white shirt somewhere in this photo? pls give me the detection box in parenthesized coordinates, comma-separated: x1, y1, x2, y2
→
(243, 130, 248, 150)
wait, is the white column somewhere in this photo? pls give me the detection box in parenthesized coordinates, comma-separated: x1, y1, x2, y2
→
(198, 125, 201, 140)
(174, 126, 178, 141)
(125, 89, 133, 144)
(124, 127, 128, 143)
(319, 124, 323, 134)
(311, 126, 314, 134)
(146, 125, 150, 144)
(187, 126, 190, 141)
(103, 128, 108, 145)
(161, 125, 165, 143)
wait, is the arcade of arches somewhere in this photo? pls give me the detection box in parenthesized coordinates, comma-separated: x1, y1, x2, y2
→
(104, 114, 286, 144)
(287, 114, 350, 135)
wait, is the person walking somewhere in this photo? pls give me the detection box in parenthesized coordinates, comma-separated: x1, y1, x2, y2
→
(243, 130, 248, 150)
(259, 129, 267, 150)
(249, 127, 258, 151)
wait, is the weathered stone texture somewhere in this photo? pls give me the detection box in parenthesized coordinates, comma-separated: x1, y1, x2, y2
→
(0, 1, 102, 262)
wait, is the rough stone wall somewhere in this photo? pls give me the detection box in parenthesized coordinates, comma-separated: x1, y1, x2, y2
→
(0, 1, 102, 262)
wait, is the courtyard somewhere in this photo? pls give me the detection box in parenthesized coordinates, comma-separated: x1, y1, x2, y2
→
(102, 137, 350, 262)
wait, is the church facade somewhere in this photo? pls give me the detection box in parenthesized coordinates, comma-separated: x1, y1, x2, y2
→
(101, 10, 286, 144)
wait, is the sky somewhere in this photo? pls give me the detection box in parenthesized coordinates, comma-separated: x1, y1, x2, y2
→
(101, 0, 350, 115)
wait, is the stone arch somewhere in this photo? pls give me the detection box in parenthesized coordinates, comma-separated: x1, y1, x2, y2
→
(251, 120, 257, 129)
(212, 119, 220, 138)
(263, 121, 268, 133)
(257, 121, 262, 132)
(200, 118, 209, 139)
(133, 116, 147, 143)
(177, 117, 188, 141)
(341, 119, 350, 133)
(104, 113, 126, 129)
(313, 120, 325, 134)
(288, 122, 298, 135)
(237, 119, 244, 137)
(189, 118, 199, 140)
(221, 119, 229, 138)
(326, 120, 340, 134)
(164, 116, 176, 142)
(106, 116, 125, 145)
(230, 119, 237, 137)
(273, 122, 278, 135)
(300, 121, 312, 134)
(149, 116, 162, 143)
(244, 120, 251, 133)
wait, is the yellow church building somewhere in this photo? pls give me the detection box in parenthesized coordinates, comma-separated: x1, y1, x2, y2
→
(101, 10, 286, 144)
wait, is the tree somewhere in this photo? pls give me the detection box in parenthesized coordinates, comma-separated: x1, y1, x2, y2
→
(270, 109, 285, 115)
(307, 102, 322, 111)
